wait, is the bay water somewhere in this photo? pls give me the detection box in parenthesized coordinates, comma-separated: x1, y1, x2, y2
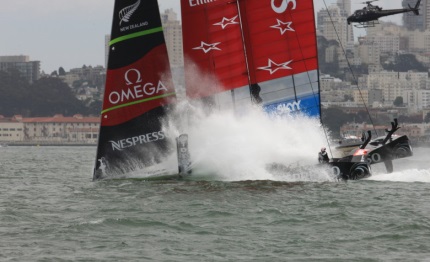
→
(1, 146, 430, 261)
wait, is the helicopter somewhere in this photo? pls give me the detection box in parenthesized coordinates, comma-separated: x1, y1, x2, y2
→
(347, 0, 421, 28)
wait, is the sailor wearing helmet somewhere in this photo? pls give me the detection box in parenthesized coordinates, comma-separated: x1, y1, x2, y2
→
(318, 147, 329, 163)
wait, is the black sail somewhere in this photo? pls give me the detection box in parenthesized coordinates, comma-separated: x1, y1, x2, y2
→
(93, 0, 176, 179)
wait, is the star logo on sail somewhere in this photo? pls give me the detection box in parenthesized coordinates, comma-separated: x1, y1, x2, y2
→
(193, 41, 221, 53)
(270, 19, 295, 35)
(258, 59, 293, 74)
(213, 16, 239, 29)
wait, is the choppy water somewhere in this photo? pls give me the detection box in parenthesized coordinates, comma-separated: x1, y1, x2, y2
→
(1, 146, 430, 261)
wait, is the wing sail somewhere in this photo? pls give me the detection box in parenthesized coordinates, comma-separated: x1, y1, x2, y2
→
(181, 0, 320, 116)
(94, 0, 176, 179)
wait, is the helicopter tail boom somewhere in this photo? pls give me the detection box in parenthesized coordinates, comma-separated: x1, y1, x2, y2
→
(409, 0, 421, 15)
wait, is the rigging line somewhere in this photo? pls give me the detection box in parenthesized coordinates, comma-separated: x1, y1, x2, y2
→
(236, 0, 255, 104)
(286, 3, 332, 156)
(322, 0, 378, 137)
(285, 7, 319, 109)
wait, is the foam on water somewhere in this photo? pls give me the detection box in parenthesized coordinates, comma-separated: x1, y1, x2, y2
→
(368, 169, 430, 183)
(363, 147, 430, 183)
(165, 100, 334, 182)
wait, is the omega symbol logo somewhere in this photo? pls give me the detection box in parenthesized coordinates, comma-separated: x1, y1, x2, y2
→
(125, 68, 142, 85)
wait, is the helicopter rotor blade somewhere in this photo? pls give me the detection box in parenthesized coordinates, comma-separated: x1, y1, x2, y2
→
(359, 0, 378, 4)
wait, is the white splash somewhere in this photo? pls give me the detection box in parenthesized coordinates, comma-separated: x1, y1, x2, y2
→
(367, 169, 430, 183)
(164, 100, 333, 182)
(366, 147, 430, 183)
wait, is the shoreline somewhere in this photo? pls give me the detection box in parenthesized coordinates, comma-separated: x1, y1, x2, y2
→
(3, 142, 96, 147)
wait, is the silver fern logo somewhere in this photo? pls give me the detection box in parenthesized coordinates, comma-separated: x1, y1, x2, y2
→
(119, 0, 141, 26)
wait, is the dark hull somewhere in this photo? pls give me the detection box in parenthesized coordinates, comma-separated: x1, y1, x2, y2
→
(267, 153, 371, 181)
(367, 135, 413, 165)
(335, 133, 413, 175)
(329, 156, 371, 181)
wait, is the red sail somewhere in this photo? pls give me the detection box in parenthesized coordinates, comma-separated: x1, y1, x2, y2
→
(239, 0, 318, 84)
(102, 45, 175, 126)
(181, 0, 248, 98)
(182, 0, 320, 117)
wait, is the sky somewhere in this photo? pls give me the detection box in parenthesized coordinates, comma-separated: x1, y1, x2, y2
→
(0, 0, 402, 74)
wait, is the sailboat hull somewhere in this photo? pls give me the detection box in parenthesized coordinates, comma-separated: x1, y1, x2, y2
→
(335, 134, 413, 175)
(367, 135, 413, 165)
(329, 158, 371, 181)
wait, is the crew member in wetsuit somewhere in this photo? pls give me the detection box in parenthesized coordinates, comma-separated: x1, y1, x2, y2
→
(250, 83, 263, 104)
(318, 147, 329, 163)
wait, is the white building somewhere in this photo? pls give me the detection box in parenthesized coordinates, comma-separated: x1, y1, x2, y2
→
(405, 29, 430, 52)
(337, 0, 351, 16)
(105, 34, 110, 68)
(357, 37, 381, 70)
(105, 9, 184, 68)
(0, 116, 24, 142)
(161, 9, 184, 67)
(321, 5, 353, 47)
(367, 71, 428, 107)
(0, 115, 101, 144)
(405, 89, 430, 111)
(21, 114, 100, 143)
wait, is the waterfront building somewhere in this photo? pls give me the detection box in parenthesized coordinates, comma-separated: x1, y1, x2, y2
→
(340, 121, 430, 140)
(0, 116, 24, 142)
(0, 115, 100, 144)
(21, 114, 99, 143)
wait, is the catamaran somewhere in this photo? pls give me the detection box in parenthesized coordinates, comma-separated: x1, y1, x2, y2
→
(93, 0, 412, 181)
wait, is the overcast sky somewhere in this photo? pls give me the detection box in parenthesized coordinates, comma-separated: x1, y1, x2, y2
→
(0, 0, 402, 73)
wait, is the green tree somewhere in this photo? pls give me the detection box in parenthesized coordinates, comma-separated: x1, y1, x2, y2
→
(87, 100, 103, 116)
(344, 94, 353, 101)
(72, 80, 84, 89)
(382, 54, 427, 72)
(58, 67, 66, 76)
(28, 77, 87, 116)
(321, 108, 375, 138)
(424, 112, 430, 123)
(0, 71, 95, 117)
(393, 96, 404, 107)
(321, 108, 350, 138)
(0, 69, 32, 116)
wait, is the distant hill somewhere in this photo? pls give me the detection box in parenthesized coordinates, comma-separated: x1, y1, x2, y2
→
(0, 69, 101, 117)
